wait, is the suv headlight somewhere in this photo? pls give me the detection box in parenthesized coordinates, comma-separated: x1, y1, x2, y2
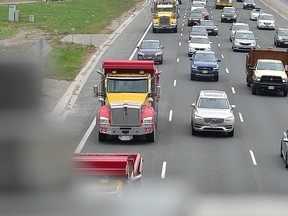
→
(282, 78, 288, 83)
(221, 14, 225, 17)
(278, 36, 283, 40)
(225, 116, 234, 122)
(155, 52, 162, 56)
(214, 64, 219, 69)
(143, 117, 153, 124)
(194, 114, 203, 120)
(99, 117, 109, 124)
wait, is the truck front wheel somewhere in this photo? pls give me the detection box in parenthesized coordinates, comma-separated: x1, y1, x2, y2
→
(252, 85, 257, 95)
(146, 131, 156, 142)
(283, 89, 288, 97)
(246, 76, 251, 87)
(98, 132, 107, 142)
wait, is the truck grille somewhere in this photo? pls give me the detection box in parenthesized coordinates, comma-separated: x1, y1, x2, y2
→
(195, 48, 205, 51)
(197, 66, 213, 71)
(260, 76, 282, 84)
(204, 118, 224, 124)
(160, 16, 170, 25)
(111, 103, 141, 127)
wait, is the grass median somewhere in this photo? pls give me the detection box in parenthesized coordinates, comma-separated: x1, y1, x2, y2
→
(0, 0, 142, 80)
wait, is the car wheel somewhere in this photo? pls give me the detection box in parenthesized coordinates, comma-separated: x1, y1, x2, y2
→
(192, 126, 197, 136)
(214, 74, 219, 81)
(281, 142, 283, 157)
(215, 32, 218, 36)
(232, 46, 235, 52)
(227, 129, 234, 137)
(252, 85, 257, 95)
(286, 153, 288, 169)
(276, 41, 279, 47)
(190, 73, 195, 80)
(221, 19, 223, 22)
(174, 27, 178, 33)
(283, 89, 287, 97)
(146, 131, 156, 142)
(98, 132, 107, 142)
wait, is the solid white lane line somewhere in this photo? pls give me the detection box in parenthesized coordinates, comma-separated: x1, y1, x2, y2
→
(129, 22, 153, 60)
(221, 54, 224, 59)
(177, 58, 179, 62)
(181, 33, 183, 36)
(218, 43, 220, 47)
(226, 68, 229, 74)
(161, 161, 167, 179)
(169, 110, 173, 122)
(231, 87, 235, 94)
(179, 42, 182, 46)
(239, 113, 244, 122)
(249, 150, 257, 165)
(174, 79, 177, 87)
(74, 117, 96, 153)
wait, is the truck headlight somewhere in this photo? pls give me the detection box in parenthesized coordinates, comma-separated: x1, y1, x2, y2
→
(143, 117, 153, 124)
(282, 78, 288, 83)
(221, 14, 225, 17)
(254, 76, 261, 82)
(99, 117, 109, 124)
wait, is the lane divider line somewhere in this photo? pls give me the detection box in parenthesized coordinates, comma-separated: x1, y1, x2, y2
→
(177, 58, 180, 62)
(174, 79, 177, 87)
(218, 43, 220, 47)
(226, 68, 229, 74)
(169, 110, 173, 122)
(249, 150, 257, 165)
(239, 113, 244, 122)
(231, 87, 235, 94)
(161, 161, 167, 179)
(221, 54, 224, 59)
(179, 42, 182, 46)
(181, 33, 183, 37)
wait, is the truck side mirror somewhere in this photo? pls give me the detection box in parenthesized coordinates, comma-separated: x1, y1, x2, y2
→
(93, 85, 98, 97)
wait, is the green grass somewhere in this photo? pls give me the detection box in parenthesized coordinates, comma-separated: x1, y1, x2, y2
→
(0, 0, 142, 80)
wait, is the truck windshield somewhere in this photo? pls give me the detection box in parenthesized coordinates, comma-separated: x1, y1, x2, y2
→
(257, 62, 284, 71)
(107, 78, 148, 93)
(198, 98, 229, 109)
(156, 7, 173, 12)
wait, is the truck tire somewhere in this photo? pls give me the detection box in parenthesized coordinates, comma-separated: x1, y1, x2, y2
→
(246, 76, 251, 87)
(98, 132, 107, 142)
(146, 131, 155, 142)
(227, 129, 234, 137)
(252, 85, 257, 95)
(214, 74, 219, 81)
(284, 90, 288, 97)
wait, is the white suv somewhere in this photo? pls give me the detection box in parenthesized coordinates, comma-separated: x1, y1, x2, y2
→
(191, 90, 235, 137)
(188, 35, 211, 57)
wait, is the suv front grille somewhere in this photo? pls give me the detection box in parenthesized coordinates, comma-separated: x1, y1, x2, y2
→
(204, 118, 224, 124)
(197, 66, 213, 71)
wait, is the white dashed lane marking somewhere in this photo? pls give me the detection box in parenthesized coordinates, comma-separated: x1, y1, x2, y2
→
(169, 110, 173, 122)
(249, 150, 257, 165)
(226, 68, 229, 74)
(221, 54, 224, 59)
(231, 87, 235, 94)
(177, 58, 180, 62)
(161, 161, 167, 179)
(174, 79, 177, 87)
(239, 113, 244, 122)
(218, 43, 221, 47)
(179, 42, 182, 46)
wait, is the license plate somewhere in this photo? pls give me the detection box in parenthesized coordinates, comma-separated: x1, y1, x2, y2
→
(118, 135, 133, 141)
(210, 124, 218, 128)
(202, 70, 208, 74)
(268, 86, 274, 90)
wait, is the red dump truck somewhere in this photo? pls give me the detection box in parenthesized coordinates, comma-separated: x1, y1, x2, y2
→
(73, 153, 143, 195)
(245, 48, 288, 96)
(94, 60, 161, 142)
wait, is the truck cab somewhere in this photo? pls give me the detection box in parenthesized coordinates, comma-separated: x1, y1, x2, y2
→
(215, 0, 233, 9)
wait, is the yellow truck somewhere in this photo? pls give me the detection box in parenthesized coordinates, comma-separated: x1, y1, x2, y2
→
(152, 0, 178, 33)
(215, 0, 233, 9)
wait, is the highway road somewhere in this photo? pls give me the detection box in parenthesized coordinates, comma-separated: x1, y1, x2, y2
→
(67, 0, 288, 194)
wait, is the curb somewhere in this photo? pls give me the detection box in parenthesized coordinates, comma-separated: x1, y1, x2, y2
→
(52, 0, 151, 121)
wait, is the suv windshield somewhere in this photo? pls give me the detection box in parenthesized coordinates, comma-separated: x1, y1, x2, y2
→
(107, 78, 148, 93)
(257, 62, 284, 71)
(191, 37, 209, 44)
(194, 53, 216, 61)
(140, 42, 160, 49)
(191, 12, 203, 18)
(198, 98, 229, 109)
(201, 20, 214, 26)
(235, 32, 255, 40)
(192, 27, 207, 32)
(223, 8, 235, 13)
(260, 15, 274, 20)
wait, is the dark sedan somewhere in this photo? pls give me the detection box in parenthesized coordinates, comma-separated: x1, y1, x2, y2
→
(188, 12, 203, 26)
(199, 20, 218, 36)
(137, 40, 164, 64)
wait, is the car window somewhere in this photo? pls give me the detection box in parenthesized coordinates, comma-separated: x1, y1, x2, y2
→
(191, 37, 209, 44)
(278, 29, 288, 36)
(235, 32, 255, 40)
(257, 62, 284, 71)
(194, 53, 216, 61)
(198, 98, 229, 109)
(140, 42, 160, 49)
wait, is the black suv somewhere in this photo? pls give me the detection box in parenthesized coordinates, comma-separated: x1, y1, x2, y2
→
(137, 40, 164, 64)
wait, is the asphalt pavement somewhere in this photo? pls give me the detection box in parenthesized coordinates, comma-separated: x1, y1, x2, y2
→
(63, 0, 288, 195)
